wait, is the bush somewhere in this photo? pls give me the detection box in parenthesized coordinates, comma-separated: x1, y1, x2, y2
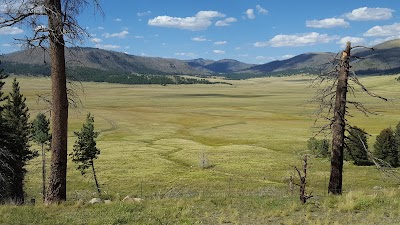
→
(307, 137, 329, 158)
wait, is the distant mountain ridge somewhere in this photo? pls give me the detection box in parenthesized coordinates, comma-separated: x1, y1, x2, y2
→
(1, 39, 400, 79)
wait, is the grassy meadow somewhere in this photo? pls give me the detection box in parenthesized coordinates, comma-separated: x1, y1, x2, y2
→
(1, 74, 400, 224)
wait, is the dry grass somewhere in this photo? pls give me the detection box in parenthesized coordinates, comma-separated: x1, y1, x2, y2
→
(1, 74, 400, 224)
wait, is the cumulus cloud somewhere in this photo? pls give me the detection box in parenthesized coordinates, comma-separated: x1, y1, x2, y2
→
(103, 30, 129, 38)
(191, 36, 209, 42)
(137, 11, 152, 16)
(254, 32, 339, 47)
(306, 18, 350, 28)
(281, 54, 295, 60)
(175, 52, 197, 57)
(213, 50, 225, 54)
(363, 23, 400, 37)
(115, 18, 122, 22)
(0, 26, 23, 35)
(148, 11, 225, 30)
(95, 44, 120, 50)
(91, 38, 102, 43)
(369, 36, 400, 46)
(256, 5, 268, 14)
(245, 9, 255, 19)
(337, 36, 365, 48)
(215, 17, 237, 26)
(345, 7, 394, 21)
(214, 41, 227, 45)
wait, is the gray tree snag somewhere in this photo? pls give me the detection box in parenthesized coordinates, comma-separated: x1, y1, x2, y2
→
(0, 0, 101, 204)
(311, 42, 389, 195)
(328, 42, 351, 195)
(294, 155, 313, 204)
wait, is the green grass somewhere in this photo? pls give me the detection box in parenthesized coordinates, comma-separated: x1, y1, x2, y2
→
(1, 74, 400, 224)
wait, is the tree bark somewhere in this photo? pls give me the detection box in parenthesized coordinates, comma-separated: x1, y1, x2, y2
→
(45, 0, 68, 204)
(91, 161, 101, 195)
(328, 42, 351, 195)
(41, 144, 46, 202)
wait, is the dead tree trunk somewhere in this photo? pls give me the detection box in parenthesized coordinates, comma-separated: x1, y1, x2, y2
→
(328, 42, 351, 195)
(91, 161, 101, 195)
(45, 0, 69, 204)
(294, 155, 312, 204)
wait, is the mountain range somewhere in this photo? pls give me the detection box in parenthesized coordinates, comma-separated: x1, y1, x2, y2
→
(1, 39, 400, 79)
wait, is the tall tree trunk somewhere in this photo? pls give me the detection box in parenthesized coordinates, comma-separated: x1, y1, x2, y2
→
(91, 161, 101, 195)
(41, 144, 46, 202)
(328, 42, 351, 195)
(45, 0, 68, 204)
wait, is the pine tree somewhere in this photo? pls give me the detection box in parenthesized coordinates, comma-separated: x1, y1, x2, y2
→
(374, 128, 398, 167)
(0, 62, 13, 202)
(2, 78, 37, 203)
(32, 113, 52, 202)
(70, 113, 101, 194)
(344, 126, 372, 166)
(394, 122, 400, 157)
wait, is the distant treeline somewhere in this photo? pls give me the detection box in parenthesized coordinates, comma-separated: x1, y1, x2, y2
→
(1, 62, 231, 85)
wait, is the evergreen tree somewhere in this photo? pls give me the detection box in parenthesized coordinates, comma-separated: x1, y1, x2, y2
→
(32, 113, 52, 201)
(394, 122, 400, 156)
(374, 128, 398, 167)
(0, 62, 13, 202)
(70, 113, 101, 194)
(2, 78, 37, 203)
(307, 137, 329, 158)
(344, 126, 372, 166)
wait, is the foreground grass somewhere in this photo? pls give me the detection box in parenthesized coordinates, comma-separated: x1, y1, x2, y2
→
(1, 74, 400, 224)
(1, 189, 400, 224)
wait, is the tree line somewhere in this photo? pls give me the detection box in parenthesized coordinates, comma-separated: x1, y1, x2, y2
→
(1, 63, 231, 85)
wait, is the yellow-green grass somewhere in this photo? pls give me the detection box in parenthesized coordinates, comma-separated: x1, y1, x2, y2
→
(1, 74, 400, 224)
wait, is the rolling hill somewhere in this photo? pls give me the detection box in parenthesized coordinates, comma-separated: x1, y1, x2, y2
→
(1, 39, 400, 79)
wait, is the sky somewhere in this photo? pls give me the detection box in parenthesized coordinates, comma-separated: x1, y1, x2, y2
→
(0, 0, 399, 64)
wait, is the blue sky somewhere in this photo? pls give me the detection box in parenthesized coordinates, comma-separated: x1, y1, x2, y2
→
(1, 0, 399, 64)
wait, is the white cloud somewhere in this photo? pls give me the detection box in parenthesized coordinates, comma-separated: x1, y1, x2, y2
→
(281, 54, 295, 60)
(238, 54, 248, 57)
(254, 32, 339, 47)
(34, 25, 47, 32)
(363, 23, 400, 37)
(213, 50, 225, 54)
(235, 47, 241, 50)
(0, 26, 23, 35)
(103, 30, 129, 38)
(191, 36, 209, 42)
(369, 36, 400, 46)
(1, 43, 11, 47)
(215, 17, 237, 26)
(97, 26, 104, 30)
(148, 11, 225, 31)
(95, 44, 120, 50)
(91, 38, 102, 43)
(175, 52, 197, 57)
(256, 5, 268, 14)
(115, 18, 122, 22)
(337, 36, 365, 48)
(137, 11, 152, 16)
(345, 7, 394, 21)
(245, 9, 255, 19)
(214, 41, 227, 45)
(306, 18, 350, 28)
(134, 36, 144, 39)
